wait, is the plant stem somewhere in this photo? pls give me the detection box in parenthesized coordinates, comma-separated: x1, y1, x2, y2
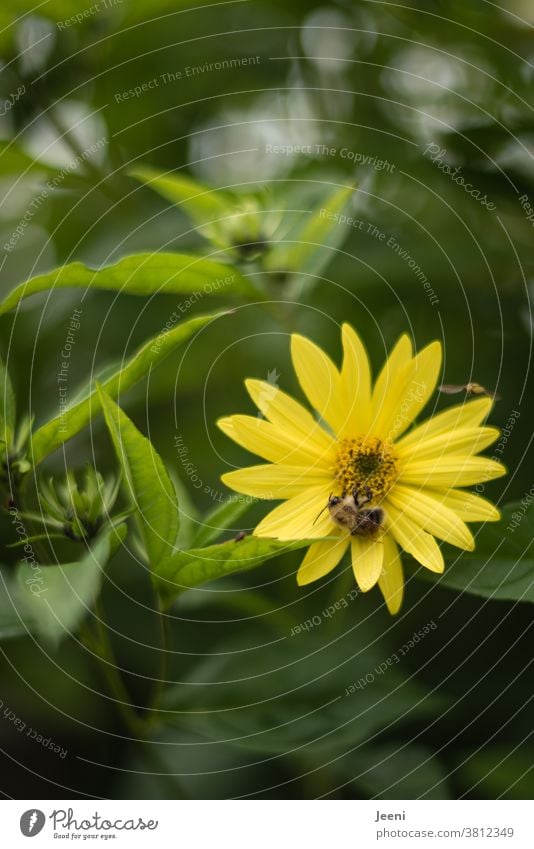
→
(87, 596, 189, 799)
(148, 591, 172, 718)
(93, 595, 145, 737)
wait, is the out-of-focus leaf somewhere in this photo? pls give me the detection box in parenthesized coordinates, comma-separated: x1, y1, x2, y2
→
(350, 742, 451, 799)
(0, 354, 16, 447)
(417, 502, 534, 603)
(9, 524, 126, 647)
(30, 310, 225, 465)
(130, 167, 233, 226)
(97, 387, 178, 568)
(265, 183, 355, 277)
(154, 536, 319, 599)
(455, 747, 534, 800)
(161, 631, 441, 758)
(0, 252, 255, 316)
(192, 496, 255, 548)
(0, 570, 26, 639)
(130, 168, 276, 259)
(0, 140, 54, 176)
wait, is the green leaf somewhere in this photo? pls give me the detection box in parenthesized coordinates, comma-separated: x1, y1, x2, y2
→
(265, 184, 355, 277)
(0, 140, 55, 177)
(8, 524, 126, 647)
(154, 536, 319, 599)
(351, 743, 451, 799)
(454, 747, 534, 800)
(97, 386, 178, 569)
(130, 167, 233, 227)
(417, 502, 534, 603)
(161, 631, 441, 758)
(0, 354, 16, 448)
(129, 169, 275, 259)
(0, 252, 255, 316)
(170, 474, 200, 550)
(0, 571, 27, 640)
(30, 310, 225, 465)
(192, 496, 255, 548)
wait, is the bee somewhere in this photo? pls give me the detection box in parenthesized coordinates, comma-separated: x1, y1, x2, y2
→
(438, 382, 500, 400)
(316, 487, 385, 537)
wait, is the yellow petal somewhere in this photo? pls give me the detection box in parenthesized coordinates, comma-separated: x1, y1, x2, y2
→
(399, 455, 506, 488)
(386, 505, 444, 573)
(253, 484, 334, 540)
(337, 323, 372, 437)
(425, 488, 500, 522)
(351, 534, 384, 592)
(217, 415, 335, 468)
(297, 536, 349, 585)
(245, 379, 333, 454)
(222, 464, 332, 499)
(290, 334, 344, 432)
(378, 533, 404, 615)
(370, 334, 413, 436)
(373, 340, 442, 441)
(396, 397, 493, 449)
(398, 426, 500, 462)
(387, 485, 475, 550)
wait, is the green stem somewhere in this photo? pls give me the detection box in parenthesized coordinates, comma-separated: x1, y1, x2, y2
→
(148, 591, 172, 718)
(92, 595, 145, 737)
(86, 597, 189, 798)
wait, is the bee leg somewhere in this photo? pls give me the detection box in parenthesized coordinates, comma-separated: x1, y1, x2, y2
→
(355, 486, 372, 507)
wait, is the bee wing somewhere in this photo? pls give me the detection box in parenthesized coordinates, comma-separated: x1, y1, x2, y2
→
(438, 384, 465, 394)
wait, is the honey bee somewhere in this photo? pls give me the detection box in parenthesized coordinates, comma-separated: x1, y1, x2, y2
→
(316, 487, 385, 537)
(438, 382, 500, 400)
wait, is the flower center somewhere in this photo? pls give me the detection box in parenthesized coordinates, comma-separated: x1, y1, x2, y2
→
(334, 436, 399, 502)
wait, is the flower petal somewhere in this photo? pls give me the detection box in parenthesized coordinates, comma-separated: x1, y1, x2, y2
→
(253, 484, 334, 540)
(387, 485, 475, 550)
(245, 379, 333, 454)
(425, 488, 501, 522)
(337, 323, 372, 438)
(217, 415, 335, 468)
(399, 455, 506, 488)
(351, 534, 384, 592)
(373, 340, 442, 440)
(396, 397, 493, 449)
(398, 426, 500, 463)
(222, 464, 332, 499)
(290, 333, 344, 431)
(386, 505, 444, 573)
(378, 533, 404, 615)
(370, 334, 413, 435)
(297, 536, 349, 585)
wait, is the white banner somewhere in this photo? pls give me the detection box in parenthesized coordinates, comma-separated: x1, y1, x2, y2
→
(0, 800, 531, 847)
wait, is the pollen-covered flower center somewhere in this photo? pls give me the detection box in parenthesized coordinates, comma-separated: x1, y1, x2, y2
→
(335, 436, 399, 501)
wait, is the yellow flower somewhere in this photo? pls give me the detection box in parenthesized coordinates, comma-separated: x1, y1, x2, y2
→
(217, 325, 505, 614)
